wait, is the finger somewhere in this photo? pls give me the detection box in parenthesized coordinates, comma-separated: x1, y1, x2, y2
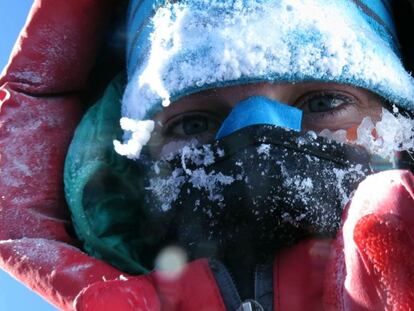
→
(354, 213, 414, 309)
(324, 170, 414, 310)
(74, 277, 160, 311)
(0, 238, 123, 310)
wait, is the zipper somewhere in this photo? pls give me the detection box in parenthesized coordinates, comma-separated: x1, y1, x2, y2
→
(209, 259, 273, 311)
(254, 263, 273, 310)
(209, 259, 243, 310)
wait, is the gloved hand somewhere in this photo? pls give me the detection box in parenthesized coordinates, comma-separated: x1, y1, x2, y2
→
(0, 1, 127, 309)
(324, 169, 414, 310)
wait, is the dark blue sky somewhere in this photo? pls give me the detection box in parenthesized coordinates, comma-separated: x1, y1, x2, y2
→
(0, 1, 57, 310)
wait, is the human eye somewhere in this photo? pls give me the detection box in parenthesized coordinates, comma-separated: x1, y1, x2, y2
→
(296, 91, 363, 131)
(306, 93, 353, 113)
(298, 91, 355, 114)
(163, 111, 222, 140)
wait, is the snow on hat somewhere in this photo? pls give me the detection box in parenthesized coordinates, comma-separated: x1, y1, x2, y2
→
(114, 0, 414, 159)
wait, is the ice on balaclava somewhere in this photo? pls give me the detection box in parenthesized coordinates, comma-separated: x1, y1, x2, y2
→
(146, 145, 235, 211)
(319, 108, 414, 162)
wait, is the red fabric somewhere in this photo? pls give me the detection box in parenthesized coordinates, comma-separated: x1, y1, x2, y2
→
(2, 0, 110, 94)
(151, 259, 227, 311)
(75, 260, 227, 311)
(0, 1, 125, 310)
(0, 239, 122, 309)
(324, 170, 414, 310)
(275, 239, 332, 311)
(1, 1, 414, 310)
(74, 275, 161, 311)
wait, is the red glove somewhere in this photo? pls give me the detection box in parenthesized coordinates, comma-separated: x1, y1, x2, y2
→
(324, 170, 414, 310)
(0, 1, 126, 309)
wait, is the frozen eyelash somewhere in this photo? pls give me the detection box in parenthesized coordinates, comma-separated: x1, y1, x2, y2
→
(297, 91, 356, 108)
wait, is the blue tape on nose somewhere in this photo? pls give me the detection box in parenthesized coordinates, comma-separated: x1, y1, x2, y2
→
(215, 96, 303, 139)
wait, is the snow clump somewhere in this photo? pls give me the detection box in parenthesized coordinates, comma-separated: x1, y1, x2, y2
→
(146, 168, 186, 212)
(146, 145, 235, 211)
(319, 108, 413, 161)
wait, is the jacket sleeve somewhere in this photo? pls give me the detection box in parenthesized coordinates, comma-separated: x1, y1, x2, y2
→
(324, 169, 414, 310)
(0, 1, 125, 309)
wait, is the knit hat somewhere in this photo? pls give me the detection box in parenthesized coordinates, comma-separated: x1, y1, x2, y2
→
(115, 0, 414, 159)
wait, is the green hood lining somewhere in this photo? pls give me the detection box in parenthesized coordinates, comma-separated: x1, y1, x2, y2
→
(64, 74, 160, 274)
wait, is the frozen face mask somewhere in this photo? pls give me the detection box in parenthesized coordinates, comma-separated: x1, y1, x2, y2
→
(141, 97, 374, 260)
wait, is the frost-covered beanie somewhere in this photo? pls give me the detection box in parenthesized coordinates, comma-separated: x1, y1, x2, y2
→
(115, 0, 414, 159)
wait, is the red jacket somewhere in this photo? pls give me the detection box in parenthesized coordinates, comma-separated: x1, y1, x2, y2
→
(0, 1, 413, 310)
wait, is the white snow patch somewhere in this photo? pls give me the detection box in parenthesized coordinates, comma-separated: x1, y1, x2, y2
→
(332, 164, 365, 205)
(188, 168, 235, 201)
(147, 145, 235, 211)
(282, 170, 315, 204)
(113, 119, 154, 159)
(180, 144, 216, 174)
(216, 148, 225, 157)
(318, 108, 414, 161)
(257, 144, 271, 157)
(319, 129, 348, 144)
(146, 168, 186, 212)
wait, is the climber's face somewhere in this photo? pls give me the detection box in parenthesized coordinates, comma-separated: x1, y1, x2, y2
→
(148, 82, 383, 158)
(143, 82, 385, 259)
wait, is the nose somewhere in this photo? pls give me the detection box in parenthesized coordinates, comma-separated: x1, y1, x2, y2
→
(215, 96, 303, 139)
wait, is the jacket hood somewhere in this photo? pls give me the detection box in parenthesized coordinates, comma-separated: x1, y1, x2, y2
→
(64, 74, 159, 274)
